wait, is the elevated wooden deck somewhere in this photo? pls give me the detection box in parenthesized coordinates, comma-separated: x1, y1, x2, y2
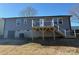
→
(32, 26, 77, 39)
(32, 26, 65, 38)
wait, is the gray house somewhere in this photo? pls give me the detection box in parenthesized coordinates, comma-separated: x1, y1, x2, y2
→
(3, 15, 76, 39)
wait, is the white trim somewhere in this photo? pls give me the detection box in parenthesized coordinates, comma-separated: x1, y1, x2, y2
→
(40, 19, 44, 27)
(64, 30, 67, 37)
(16, 19, 21, 26)
(32, 20, 33, 27)
(58, 25, 59, 31)
(51, 19, 54, 26)
(24, 19, 27, 24)
(74, 30, 76, 37)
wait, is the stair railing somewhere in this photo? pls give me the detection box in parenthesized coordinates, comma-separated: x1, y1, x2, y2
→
(54, 24, 66, 36)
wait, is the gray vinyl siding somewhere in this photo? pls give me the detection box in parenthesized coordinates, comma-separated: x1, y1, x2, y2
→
(16, 18, 32, 31)
(31, 16, 71, 30)
(33, 19, 39, 27)
(26, 18, 32, 30)
(4, 18, 16, 31)
(5, 16, 71, 31)
(58, 17, 71, 30)
(4, 18, 16, 38)
(4, 16, 71, 38)
(42, 17, 71, 30)
(33, 17, 52, 27)
(44, 18, 52, 26)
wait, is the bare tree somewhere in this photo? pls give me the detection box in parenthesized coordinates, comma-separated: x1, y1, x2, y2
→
(20, 6, 37, 17)
(69, 5, 79, 24)
(69, 4, 79, 19)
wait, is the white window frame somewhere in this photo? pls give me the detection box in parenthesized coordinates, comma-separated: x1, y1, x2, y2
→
(32, 20, 33, 27)
(40, 19, 44, 27)
(51, 18, 54, 26)
(16, 19, 21, 26)
(24, 19, 27, 24)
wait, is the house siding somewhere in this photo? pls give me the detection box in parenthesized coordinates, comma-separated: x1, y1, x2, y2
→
(4, 18, 16, 38)
(3, 15, 72, 38)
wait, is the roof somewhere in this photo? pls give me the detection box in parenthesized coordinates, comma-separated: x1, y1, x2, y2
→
(3, 15, 72, 19)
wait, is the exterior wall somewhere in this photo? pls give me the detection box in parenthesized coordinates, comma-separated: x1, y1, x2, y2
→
(4, 18, 16, 38)
(57, 17, 71, 35)
(58, 17, 71, 30)
(3, 16, 71, 38)
(33, 16, 71, 37)
(32, 16, 71, 30)
(15, 18, 32, 38)
(16, 18, 32, 31)
(15, 30, 32, 38)
(0, 18, 4, 37)
(15, 30, 42, 38)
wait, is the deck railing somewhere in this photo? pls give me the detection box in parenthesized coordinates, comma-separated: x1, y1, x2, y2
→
(32, 20, 54, 27)
(54, 24, 66, 36)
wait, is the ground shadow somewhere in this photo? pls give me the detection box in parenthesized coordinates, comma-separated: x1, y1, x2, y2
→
(0, 38, 79, 48)
(0, 38, 32, 45)
(32, 38, 79, 48)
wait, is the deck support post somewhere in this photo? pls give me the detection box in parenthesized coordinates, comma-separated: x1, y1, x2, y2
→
(42, 28, 44, 41)
(64, 30, 67, 37)
(32, 20, 34, 42)
(53, 30, 55, 40)
(74, 30, 76, 37)
(32, 29, 33, 42)
(58, 25, 59, 31)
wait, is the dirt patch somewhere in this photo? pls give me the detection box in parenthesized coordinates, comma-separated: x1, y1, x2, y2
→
(0, 43, 79, 55)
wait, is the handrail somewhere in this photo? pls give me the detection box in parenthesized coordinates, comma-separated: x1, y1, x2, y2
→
(64, 29, 76, 37)
(70, 30, 76, 37)
(54, 24, 66, 35)
(54, 24, 76, 37)
(74, 30, 76, 37)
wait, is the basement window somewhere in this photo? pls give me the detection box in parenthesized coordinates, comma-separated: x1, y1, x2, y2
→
(27, 30, 29, 31)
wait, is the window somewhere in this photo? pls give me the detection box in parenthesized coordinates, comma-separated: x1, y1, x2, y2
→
(40, 19, 44, 27)
(16, 19, 21, 26)
(19, 33, 24, 38)
(16, 21, 19, 25)
(53, 18, 57, 24)
(66, 29, 70, 31)
(33, 20, 39, 26)
(24, 19, 27, 24)
(54, 21, 57, 24)
(27, 30, 29, 31)
(32, 20, 33, 27)
(59, 18, 63, 24)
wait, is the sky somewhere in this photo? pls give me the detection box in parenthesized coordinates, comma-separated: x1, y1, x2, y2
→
(0, 3, 79, 26)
